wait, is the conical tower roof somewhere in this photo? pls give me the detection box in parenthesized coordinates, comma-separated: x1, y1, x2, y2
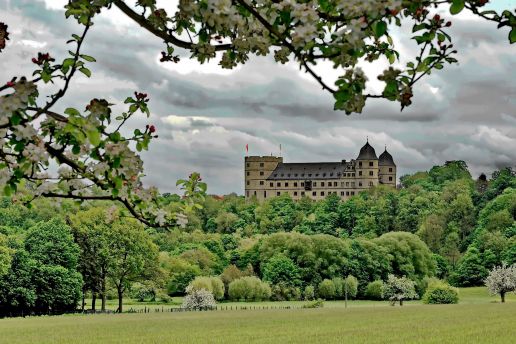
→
(357, 140, 378, 160)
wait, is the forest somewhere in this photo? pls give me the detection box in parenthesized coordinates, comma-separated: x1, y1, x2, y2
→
(0, 160, 515, 314)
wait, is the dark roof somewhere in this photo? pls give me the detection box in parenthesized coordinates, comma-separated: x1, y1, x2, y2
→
(356, 141, 378, 160)
(267, 162, 355, 180)
(379, 149, 395, 166)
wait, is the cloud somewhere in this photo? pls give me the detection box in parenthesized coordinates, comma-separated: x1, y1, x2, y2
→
(1, 1, 515, 194)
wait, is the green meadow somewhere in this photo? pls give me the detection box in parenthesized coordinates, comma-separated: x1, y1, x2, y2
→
(1, 288, 514, 344)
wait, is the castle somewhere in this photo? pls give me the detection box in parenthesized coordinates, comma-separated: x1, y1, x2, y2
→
(244, 141, 396, 201)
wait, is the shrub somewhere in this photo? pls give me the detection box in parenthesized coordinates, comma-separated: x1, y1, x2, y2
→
(318, 279, 336, 300)
(365, 280, 384, 300)
(228, 276, 271, 301)
(304, 285, 315, 301)
(270, 283, 302, 301)
(302, 299, 324, 308)
(181, 286, 216, 310)
(188, 276, 225, 300)
(422, 281, 459, 304)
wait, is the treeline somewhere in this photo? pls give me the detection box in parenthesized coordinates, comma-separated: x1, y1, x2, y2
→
(0, 162, 514, 313)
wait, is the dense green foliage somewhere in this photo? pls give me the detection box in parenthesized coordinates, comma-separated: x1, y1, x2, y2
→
(0, 162, 514, 312)
(422, 281, 459, 304)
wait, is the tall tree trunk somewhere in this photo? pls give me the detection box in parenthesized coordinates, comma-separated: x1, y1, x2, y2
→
(91, 292, 97, 311)
(81, 286, 85, 312)
(501, 291, 506, 303)
(117, 287, 123, 313)
(399, 299, 403, 306)
(100, 271, 107, 311)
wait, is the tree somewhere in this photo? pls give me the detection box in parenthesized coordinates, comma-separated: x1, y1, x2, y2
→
(484, 264, 516, 303)
(344, 275, 359, 299)
(107, 219, 160, 313)
(383, 274, 417, 306)
(262, 254, 301, 287)
(181, 286, 216, 310)
(375, 232, 436, 281)
(1, 0, 514, 227)
(188, 276, 225, 300)
(69, 207, 113, 311)
(454, 246, 488, 286)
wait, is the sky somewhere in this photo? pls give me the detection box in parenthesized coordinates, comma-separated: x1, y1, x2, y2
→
(0, 0, 515, 195)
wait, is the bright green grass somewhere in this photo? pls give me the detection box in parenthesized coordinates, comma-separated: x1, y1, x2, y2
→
(1, 288, 514, 344)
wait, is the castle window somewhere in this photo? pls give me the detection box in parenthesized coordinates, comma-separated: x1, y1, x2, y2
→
(301, 191, 305, 196)
(285, 182, 289, 187)
(277, 192, 280, 196)
(313, 182, 317, 187)
(312, 191, 316, 196)
(389, 168, 393, 172)
(359, 182, 362, 187)
(247, 181, 250, 185)
(346, 182, 349, 187)
(351, 191, 355, 195)
(247, 172, 250, 176)
(323, 173, 326, 177)
(359, 171, 363, 176)
(288, 174, 291, 177)
(321, 191, 325, 196)
(294, 182, 298, 187)
(341, 191, 345, 196)
(359, 162, 362, 167)
(330, 173, 334, 177)
(254, 191, 257, 196)
(260, 171, 264, 176)
(281, 174, 284, 177)
(334, 182, 337, 187)
(308, 174, 312, 177)
(260, 163, 264, 167)
(246, 163, 250, 167)
(274, 174, 277, 177)
(346, 191, 350, 196)
(294, 191, 298, 196)
(295, 174, 298, 177)
(264, 191, 267, 198)
(316, 174, 319, 177)
(301, 182, 305, 187)
(301, 174, 305, 177)
(389, 176, 393, 181)
(369, 162, 373, 167)
(321, 182, 325, 187)
(369, 181, 373, 186)
(260, 181, 264, 185)
(352, 173, 355, 177)
(270, 182, 273, 187)
(369, 171, 373, 176)
(277, 182, 281, 187)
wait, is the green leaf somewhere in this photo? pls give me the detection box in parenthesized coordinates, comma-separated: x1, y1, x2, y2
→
(87, 129, 101, 146)
(450, 0, 465, 15)
(64, 107, 81, 116)
(79, 67, 91, 78)
(62, 58, 75, 69)
(3, 185, 12, 197)
(374, 21, 387, 38)
(80, 54, 96, 62)
(510, 28, 516, 44)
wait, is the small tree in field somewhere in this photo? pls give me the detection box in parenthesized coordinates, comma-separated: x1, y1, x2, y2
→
(182, 286, 216, 310)
(485, 264, 516, 303)
(383, 274, 417, 306)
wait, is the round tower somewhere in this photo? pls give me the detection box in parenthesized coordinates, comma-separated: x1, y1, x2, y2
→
(378, 147, 396, 187)
(356, 140, 378, 189)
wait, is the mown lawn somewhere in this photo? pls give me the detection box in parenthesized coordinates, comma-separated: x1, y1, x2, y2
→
(1, 288, 514, 344)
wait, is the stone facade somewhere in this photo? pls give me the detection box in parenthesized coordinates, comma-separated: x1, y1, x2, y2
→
(244, 141, 396, 201)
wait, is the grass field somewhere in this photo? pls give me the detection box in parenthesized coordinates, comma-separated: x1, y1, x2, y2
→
(0, 288, 514, 344)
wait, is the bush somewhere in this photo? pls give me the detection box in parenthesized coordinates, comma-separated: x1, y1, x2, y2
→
(181, 286, 216, 310)
(270, 283, 302, 301)
(365, 280, 384, 300)
(422, 281, 459, 304)
(318, 279, 336, 300)
(188, 276, 225, 300)
(228, 276, 271, 301)
(304, 285, 315, 301)
(302, 299, 324, 308)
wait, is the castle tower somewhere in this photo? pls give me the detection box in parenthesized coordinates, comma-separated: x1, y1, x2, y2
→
(356, 140, 379, 190)
(245, 156, 283, 201)
(378, 147, 396, 187)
